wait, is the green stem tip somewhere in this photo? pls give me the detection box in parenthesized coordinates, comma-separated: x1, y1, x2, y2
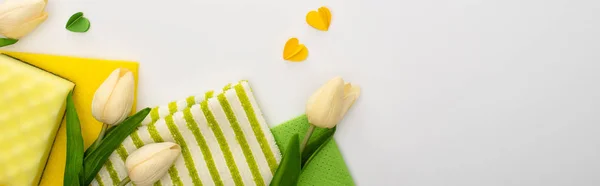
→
(300, 124, 316, 153)
(94, 124, 109, 144)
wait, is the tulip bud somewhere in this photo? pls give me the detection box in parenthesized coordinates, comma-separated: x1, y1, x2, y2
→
(306, 77, 360, 128)
(91, 68, 135, 125)
(126, 142, 181, 186)
(0, 0, 48, 39)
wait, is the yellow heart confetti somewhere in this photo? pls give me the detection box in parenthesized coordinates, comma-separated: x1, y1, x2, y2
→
(283, 37, 308, 62)
(306, 6, 332, 31)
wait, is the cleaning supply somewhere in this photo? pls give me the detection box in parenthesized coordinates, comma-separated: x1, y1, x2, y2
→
(271, 115, 355, 186)
(93, 81, 281, 186)
(0, 51, 139, 186)
(140, 86, 227, 126)
(0, 55, 74, 186)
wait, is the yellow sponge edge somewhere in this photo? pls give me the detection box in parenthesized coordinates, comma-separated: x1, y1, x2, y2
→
(0, 51, 139, 186)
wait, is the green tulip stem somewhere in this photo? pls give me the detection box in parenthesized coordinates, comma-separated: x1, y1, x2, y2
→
(91, 123, 108, 148)
(117, 176, 131, 186)
(300, 124, 316, 153)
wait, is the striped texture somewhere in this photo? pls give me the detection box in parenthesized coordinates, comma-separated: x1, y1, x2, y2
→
(141, 89, 226, 126)
(92, 81, 281, 186)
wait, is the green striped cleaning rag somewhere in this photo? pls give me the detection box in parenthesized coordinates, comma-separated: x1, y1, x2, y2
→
(92, 81, 281, 186)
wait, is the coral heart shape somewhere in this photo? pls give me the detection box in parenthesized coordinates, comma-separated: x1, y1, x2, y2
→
(306, 6, 331, 31)
(283, 37, 308, 62)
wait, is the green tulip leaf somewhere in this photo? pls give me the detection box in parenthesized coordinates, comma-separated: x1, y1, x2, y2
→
(301, 127, 336, 168)
(83, 108, 150, 185)
(270, 134, 301, 186)
(83, 140, 97, 158)
(0, 38, 18, 47)
(66, 12, 90, 33)
(64, 92, 85, 186)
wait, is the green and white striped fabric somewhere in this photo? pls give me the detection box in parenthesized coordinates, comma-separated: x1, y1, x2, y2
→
(92, 81, 282, 186)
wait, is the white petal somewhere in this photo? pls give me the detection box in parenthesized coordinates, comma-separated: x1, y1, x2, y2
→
(127, 142, 181, 186)
(306, 77, 345, 128)
(103, 71, 134, 125)
(0, 0, 46, 36)
(340, 83, 360, 119)
(126, 142, 178, 168)
(91, 69, 121, 124)
(1, 11, 46, 39)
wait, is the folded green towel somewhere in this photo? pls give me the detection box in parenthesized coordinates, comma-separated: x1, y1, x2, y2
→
(93, 81, 281, 186)
(271, 115, 355, 186)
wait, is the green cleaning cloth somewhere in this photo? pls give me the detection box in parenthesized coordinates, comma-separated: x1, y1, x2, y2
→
(271, 115, 355, 186)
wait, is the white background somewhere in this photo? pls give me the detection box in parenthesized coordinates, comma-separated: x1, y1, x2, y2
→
(5, 0, 600, 185)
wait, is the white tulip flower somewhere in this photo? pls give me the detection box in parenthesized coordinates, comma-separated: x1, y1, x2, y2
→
(306, 77, 360, 128)
(300, 76, 360, 153)
(0, 0, 48, 39)
(125, 142, 181, 186)
(91, 68, 135, 125)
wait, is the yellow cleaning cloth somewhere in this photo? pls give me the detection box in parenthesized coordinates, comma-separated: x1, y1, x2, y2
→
(0, 51, 139, 186)
(0, 55, 74, 186)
